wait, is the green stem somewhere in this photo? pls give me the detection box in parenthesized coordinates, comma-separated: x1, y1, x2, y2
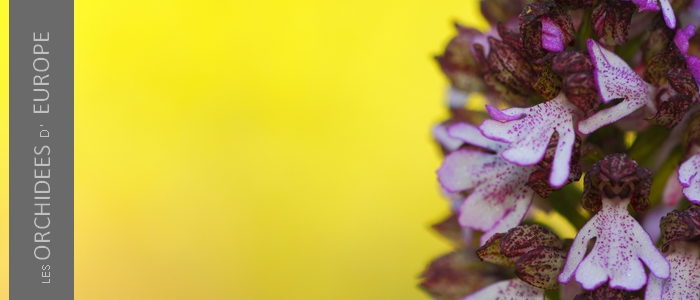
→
(575, 7, 594, 51)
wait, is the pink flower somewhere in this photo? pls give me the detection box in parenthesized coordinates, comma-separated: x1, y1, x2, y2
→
(480, 92, 580, 188)
(645, 205, 700, 299)
(437, 123, 536, 244)
(559, 154, 670, 290)
(578, 39, 656, 134)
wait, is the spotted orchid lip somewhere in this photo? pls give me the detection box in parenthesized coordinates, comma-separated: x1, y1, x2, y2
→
(558, 196, 670, 290)
(578, 39, 655, 135)
(437, 122, 537, 245)
(480, 92, 578, 188)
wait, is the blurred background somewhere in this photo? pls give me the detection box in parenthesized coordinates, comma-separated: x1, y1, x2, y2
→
(0, 0, 490, 299)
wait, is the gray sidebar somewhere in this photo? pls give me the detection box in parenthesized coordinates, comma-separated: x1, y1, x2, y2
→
(10, 0, 74, 299)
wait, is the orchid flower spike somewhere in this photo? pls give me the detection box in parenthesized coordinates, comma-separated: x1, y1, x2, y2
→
(559, 154, 670, 291)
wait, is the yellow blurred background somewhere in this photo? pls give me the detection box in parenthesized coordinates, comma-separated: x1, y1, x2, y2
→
(0, 0, 490, 299)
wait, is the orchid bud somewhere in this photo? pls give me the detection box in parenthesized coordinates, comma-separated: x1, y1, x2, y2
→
(419, 250, 507, 300)
(473, 28, 538, 103)
(648, 68, 699, 128)
(436, 24, 487, 93)
(519, 1, 575, 58)
(659, 205, 700, 252)
(591, 0, 636, 46)
(551, 51, 600, 115)
(531, 55, 563, 100)
(476, 225, 565, 290)
(644, 43, 687, 86)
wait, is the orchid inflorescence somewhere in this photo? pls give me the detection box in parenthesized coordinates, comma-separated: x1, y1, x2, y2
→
(420, 0, 700, 299)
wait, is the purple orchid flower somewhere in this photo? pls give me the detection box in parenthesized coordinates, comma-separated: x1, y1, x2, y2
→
(559, 154, 670, 291)
(437, 123, 536, 244)
(479, 92, 580, 188)
(645, 206, 700, 299)
(578, 39, 656, 134)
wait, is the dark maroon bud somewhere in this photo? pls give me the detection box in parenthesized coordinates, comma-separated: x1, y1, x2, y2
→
(476, 233, 515, 268)
(551, 51, 594, 75)
(668, 67, 700, 100)
(515, 246, 566, 290)
(659, 205, 700, 252)
(573, 284, 641, 300)
(648, 93, 694, 129)
(591, 0, 635, 46)
(554, 0, 593, 9)
(647, 68, 698, 129)
(582, 154, 652, 212)
(499, 225, 563, 260)
(419, 250, 506, 300)
(531, 56, 563, 100)
(519, 1, 575, 58)
(486, 36, 538, 97)
(564, 73, 600, 116)
(496, 22, 526, 53)
(644, 43, 687, 86)
(436, 24, 487, 93)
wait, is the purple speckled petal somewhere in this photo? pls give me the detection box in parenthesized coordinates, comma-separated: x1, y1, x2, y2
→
(463, 279, 545, 300)
(659, 0, 676, 28)
(442, 148, 535, 232)
(448, 122, 500, 150)
(479, 195, 533, 245)
(480, 93, 578, 187)
(433, 124, 463, 152)
(438, 123, 538, 243)
(686, 56, 700, 91)
(632, 0, 660, 11)
(578, 39, 654, 134)
(673, 25, 696, 55)
(541, 16, 566, 52)
(486, 105, 525, 121)
(645, 242, 700, 300)
(559, 197, 670, 290)
(679, 153, 700, 203)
